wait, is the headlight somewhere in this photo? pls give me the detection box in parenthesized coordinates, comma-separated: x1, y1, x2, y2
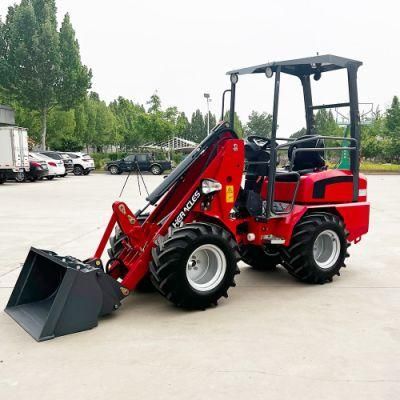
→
(201, 179, 222, 195)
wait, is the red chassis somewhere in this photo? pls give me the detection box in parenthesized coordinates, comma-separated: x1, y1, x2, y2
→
(92, 129, 369, 293)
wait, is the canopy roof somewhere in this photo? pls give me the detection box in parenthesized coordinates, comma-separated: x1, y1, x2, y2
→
(227, 54, 362, 77)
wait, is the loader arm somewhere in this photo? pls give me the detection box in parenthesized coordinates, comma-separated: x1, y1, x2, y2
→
(101, 123, 244, 290)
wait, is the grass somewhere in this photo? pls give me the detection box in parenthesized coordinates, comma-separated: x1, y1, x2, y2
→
(360, 161, 400, 173)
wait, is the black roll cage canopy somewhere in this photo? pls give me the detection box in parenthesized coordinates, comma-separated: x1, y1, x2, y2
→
(224, 54, 362, 216)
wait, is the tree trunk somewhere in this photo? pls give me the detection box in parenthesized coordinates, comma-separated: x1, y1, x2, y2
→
(40, 108, 48, 150)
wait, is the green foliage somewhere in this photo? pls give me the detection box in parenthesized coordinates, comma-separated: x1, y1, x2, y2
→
(188, 109, 206, 142)
(314, 109, 343, 137)
(223, 111, 243, 137)
(289, 102, 400, 165)
(0, 1, 91, 149)
(245, 111, 273, 137)
(57, 14, 92, 110)
(47, 108, 78, 149)
(386, 96, 400, 135)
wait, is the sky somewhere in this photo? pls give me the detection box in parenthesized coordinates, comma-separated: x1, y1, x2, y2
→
(1, 0, 399, 136)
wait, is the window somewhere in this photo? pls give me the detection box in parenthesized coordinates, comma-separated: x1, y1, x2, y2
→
(136, 154, 148, 162)
(43, 152, 61, 160)
(124, 155, 136, 162)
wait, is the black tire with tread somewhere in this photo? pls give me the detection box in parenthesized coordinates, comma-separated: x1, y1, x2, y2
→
(73, 165, 84, 176)
(150, 164, 162, 175)
(281, 212, 349, 284)
(149, 222, 240, 309)
(108, 165, 120, 175)
(240, 244, 281, 271)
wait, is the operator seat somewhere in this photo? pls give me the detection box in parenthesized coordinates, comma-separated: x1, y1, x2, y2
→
(288, 135, 325, 173)
(236, 139, 271, 217)
(244, 141, 270, 192)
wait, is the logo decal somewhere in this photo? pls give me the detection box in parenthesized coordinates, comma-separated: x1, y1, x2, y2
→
(171, 190, 201, 228)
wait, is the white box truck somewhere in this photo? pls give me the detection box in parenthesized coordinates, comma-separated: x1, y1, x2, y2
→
(0, 126, 30, 184)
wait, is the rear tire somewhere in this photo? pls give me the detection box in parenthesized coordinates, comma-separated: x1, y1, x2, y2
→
(150, 165, 162, 175)
(150, 223, 240, 309)
(46, 176, 55, 180)
(73, 165, 84, 176)
(281, 212, 349, 284)
(83, 170, 90, 176)
(240, 244, 281, 271)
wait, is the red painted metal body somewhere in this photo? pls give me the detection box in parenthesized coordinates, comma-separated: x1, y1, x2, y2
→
(93, 132, 370, 291)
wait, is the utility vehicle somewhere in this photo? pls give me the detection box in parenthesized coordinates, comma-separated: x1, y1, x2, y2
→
(5, 55, 370, 341)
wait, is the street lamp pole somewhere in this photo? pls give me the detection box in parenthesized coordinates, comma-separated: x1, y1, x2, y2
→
(204, 93, 211, 135)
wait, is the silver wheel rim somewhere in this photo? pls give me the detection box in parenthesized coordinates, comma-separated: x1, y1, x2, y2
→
(152, 166, 160, 174)
(186, 244, 226, 292)
(313, 229, 341, 269)
(110, 166, 118, 174)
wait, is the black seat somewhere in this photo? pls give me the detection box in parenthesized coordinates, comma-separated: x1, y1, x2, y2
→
(288, 135, 325, 172)
(245, 142, 270, 177)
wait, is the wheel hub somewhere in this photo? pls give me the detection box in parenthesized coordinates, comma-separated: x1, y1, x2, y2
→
(186, 244, 226, 292)
(313, 229, 341, 269)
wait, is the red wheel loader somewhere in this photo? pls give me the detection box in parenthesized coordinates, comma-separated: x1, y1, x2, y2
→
(5, 55, 370, 341)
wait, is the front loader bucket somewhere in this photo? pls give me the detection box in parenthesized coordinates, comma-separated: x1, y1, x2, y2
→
(5, 248, 126, 341)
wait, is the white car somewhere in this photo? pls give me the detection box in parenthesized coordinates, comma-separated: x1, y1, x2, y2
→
(64, 152, 95, 176)
(29, 152, 66, 180)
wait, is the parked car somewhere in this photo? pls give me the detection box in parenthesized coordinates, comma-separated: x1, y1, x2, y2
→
(13, 159, 49, 182)
(29, 152, 66, 179)
(60, 153, 74, 174)
(63, 152, 95, 176)
(106, 153, 171, 175)
(38, 151, 72, 175)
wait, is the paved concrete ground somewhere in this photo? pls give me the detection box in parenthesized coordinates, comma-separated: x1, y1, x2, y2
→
(0, 173, 399, 400)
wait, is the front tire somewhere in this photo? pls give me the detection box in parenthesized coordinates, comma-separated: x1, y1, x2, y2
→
(15, 172, 25, 183)
(150, 223, 240, 309)
(282, 212, 349, 284)
(109, 165, 120, 175)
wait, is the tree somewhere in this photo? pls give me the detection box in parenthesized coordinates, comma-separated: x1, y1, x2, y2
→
(314, 109, 342, 137)
(223, 111, 243, 137)
(245, 111, 273, 136)
(204, 112, 216, 134)
(386, 96, 400, 136)
(188, 109, 205, 142)
(0, 1, 91, 149)
(109, 96, 144, 149)
(147, 92, 161, 114)
(175, 112, 190, 138)
(57, 14, 92, 110)
(47, 108, 79, 150)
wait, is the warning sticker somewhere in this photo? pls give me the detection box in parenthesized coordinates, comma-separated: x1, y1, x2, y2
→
(226, 185, 234, 203)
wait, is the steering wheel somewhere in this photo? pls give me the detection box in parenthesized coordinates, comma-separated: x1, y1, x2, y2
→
(246, 135, 272, 150)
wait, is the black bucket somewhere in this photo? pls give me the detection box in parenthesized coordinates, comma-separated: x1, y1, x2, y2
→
(5, 248, 126, 341)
